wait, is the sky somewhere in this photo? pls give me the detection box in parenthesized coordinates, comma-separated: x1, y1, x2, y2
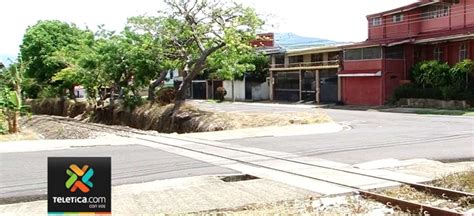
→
(0, 0, 418, 58)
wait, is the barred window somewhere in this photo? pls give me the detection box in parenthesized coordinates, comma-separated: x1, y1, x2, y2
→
(434, 46, 444, 62)
(371, 17, 382, 26)
(363, 47, 382, 59)
(393, 14, 403, 23)
(423, 5, 450, 19)
(289, 55, 304, 64)
(344, 47, 381, 60)
(344, 49, 362, 60)
(459, 43, 469, 61)
(385, 46, 404, 59)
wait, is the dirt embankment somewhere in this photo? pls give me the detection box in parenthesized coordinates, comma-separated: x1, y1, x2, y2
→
(26, 99, 330, 134)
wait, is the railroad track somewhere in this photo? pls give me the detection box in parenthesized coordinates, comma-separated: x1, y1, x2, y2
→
(38, 116, 474, 215)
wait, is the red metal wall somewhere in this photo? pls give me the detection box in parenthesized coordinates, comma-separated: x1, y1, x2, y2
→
(342, 77, 382, 106)
(367, 0, 474, 40)
(385, 16, 410, 39)
(383, 60, 405, 102)
(343, 60, 382, 71)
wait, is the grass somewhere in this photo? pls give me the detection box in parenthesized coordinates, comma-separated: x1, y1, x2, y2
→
(431, 170, 474, 193)
(381, 170, 474, 213)
(414, 108, 474, 116)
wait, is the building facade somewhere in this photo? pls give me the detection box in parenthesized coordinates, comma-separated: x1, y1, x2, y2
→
(269, 46, 343, 103)
(340, 0, 474, 105)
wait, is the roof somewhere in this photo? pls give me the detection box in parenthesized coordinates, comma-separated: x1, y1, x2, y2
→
(338, 70, 382, 77)
(366, 0, 440, 18)
(286, 43, 351, 56)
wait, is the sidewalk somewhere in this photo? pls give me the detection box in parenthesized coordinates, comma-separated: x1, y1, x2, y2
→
(181, 122, 345, 141)
(0, 175, 318, 214)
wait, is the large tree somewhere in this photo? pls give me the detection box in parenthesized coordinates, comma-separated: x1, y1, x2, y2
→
(155, 0, 263, 110)
(20, 20, 92, 97)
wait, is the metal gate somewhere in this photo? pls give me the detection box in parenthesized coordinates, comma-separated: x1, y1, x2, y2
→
(319, 69, 338, 103)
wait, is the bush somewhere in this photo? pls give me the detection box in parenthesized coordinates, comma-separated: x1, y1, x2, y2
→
(215, 87, 227, 102)
(155, 87, 176, 105)
(411, 60, 451, 88)
(123, 95, 144, 109)
(392, 84, 443, 101)
(449, 59, 474, 90)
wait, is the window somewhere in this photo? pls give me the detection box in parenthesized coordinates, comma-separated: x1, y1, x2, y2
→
(434, 46, 444, 61)
(363, 47, 382, 59)
(460, 43, 469, 61)
(423, 5, 450, 19)
(328, 52, 339, 61)
(344, 49, 362, 60)
(385, 46, 404, 59)
(274, 54, 285, 65)
(289, 55, 304, 64)
(371, 17, 382, 26)
(393, 14, 403, 23)
(311, 53, 323, 62)
(344, 47, 382, 60)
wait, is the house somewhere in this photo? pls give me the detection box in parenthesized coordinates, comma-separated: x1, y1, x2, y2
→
(340, 0, 474, 105)
(265, 33, 349, 103)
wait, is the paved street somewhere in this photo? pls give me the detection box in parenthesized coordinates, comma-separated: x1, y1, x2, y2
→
(196, 101, 474, 164)
(1, 101, 473, 204)
(0, 145, 235, 202)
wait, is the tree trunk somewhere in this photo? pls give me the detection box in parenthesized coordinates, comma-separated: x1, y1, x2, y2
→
(148, 71, 168, 100)
(12, 111, 20, 133)
(68, 86, 76, 100)
(7, 113, 13, 134)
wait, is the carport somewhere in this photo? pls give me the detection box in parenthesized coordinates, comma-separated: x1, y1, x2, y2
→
(270, 67, 340, 103)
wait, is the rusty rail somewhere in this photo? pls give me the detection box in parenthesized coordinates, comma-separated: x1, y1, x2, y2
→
(406, 182, 474, 200)
(360, 190, 463, 216)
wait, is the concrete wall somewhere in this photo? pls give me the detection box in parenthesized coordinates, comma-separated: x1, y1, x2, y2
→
(251, 82, 269, 100)
(223, 80, 269, 101)
(223, 80, 246, 101)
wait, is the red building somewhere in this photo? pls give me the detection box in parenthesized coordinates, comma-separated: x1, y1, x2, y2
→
(340, 0, 474, 105)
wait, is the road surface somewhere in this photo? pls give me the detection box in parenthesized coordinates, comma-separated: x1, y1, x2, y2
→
(1, 102, 473, 202)
(196, 102, 474, 164)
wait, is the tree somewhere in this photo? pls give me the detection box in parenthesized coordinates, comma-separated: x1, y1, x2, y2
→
(20, 20, 92, 97)
(0, 60, 27, 133)
(449, 59, 474, 90)
(156, 0, 263, 110)
(412, 60, 451, 88)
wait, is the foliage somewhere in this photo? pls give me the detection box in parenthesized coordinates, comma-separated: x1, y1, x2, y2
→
(411, 60, 451, 88)
(215, 87, 227, 102)
(392, 83, 443, 101)
(20, 20, 93, 97)
(449, 59, 474, 90)
(207, 52, 269, 82)
(123, 95, 144, 110)
(140, 0, 264, 106)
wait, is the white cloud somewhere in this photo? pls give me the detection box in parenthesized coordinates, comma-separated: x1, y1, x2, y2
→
(0, 0, 417, 56)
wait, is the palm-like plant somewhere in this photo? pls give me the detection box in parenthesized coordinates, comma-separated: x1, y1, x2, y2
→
(0, 58, 29, 134)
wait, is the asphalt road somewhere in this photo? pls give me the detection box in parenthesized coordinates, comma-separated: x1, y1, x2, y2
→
(197, 102, 474, 164)
(0, 145, 235, 203)
(1, 102, 473, 202)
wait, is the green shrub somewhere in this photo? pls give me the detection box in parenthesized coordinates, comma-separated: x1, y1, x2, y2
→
(440, 86, 458, 100)
(411, 60, 451, 88)
(449, 59, 474, 91)
(0, 112, 7, 134)
(123, 95, 144, 110)
(38, 85, 62, 98)
(392, 84, 443, 101)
